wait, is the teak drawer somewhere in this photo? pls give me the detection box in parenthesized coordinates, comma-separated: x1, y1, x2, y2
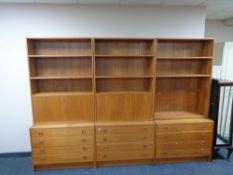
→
(156, 123, 213, 133)
(33, 146, 94, 165)
(31, 135, 93, 147)
(156, 132, 213, 143)
(96, 125, 154, 143)
(156, 148, 211, 159)
(156, 139, 212, 150)
(31, 126, 94, 138)
(97, 142, 153, 161)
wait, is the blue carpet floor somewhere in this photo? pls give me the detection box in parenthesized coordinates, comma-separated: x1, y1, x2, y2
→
(0, 151, 232, 175)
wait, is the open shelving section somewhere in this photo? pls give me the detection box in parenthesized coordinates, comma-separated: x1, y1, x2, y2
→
(27, 38, 95, 122)
(155, 38, 214, 119)
(95, 38, 155, 94)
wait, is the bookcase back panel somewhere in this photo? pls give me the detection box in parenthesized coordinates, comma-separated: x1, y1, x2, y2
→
(96, 57, 153, 76)
(28, 39, 92, 56)
(157, 60, 211, 75)
(96, 93, 153, 122)
(156, 78, 210, 115)
(30, 58, 92, 77)
(96, 78, 152, 93)
(32, 79, 92, 93)
(32, 94, 94, 123)
(157, 40, 213, 57)
(95, 40, 154, 56)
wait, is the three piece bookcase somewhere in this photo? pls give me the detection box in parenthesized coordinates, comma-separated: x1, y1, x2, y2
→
(28, 38, 214, 171)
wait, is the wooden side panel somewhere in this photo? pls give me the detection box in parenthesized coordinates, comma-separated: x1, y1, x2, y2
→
(32, 94, 94, 123)
(96, 93, 153, 122)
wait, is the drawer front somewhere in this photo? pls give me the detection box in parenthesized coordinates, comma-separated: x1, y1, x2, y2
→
(32, 145, 94, 165)
(97, 142, 153, 161)
(31, 127, 94, 138)
(156, 140, 212, 150)
(156, 132, 213, 143)
(96, 125, 154, 143)
(31, 135, 93, 147)
(156, 122, 213, 133)
(156, 148, 211, 159)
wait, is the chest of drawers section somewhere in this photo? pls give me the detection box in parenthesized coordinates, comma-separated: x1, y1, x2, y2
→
(30, 124, 94, 166)
(155, 119, 214, 162)
(96, 124, 154, 163)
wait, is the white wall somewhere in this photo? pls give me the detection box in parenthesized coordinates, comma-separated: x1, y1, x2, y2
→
(0, 3, 206, 153)
(205, 20, 233, 43)
(205, 20, 233, 65)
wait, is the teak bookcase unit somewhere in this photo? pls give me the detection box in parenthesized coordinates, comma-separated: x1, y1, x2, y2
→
(28, 38, 214, 171)
(94, 39, 155, 166)
(27, 38, 95, 170)
(154, 39, 214, 163)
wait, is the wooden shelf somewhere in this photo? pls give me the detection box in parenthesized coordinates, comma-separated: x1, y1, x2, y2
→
(96, 91, 153, 95)
(96, 75, 153, 79)
(156, 74, 211, 78)
(30, 76, 92, 80)
(32, 91, 93, 97)
(32, 122, 94, 128)
(28, 55, 92, 58)
(157, 57, 212, 60)
(95, 55, 154, 58)
(155, 111, 207, 120)
(95, 121, 154, 126)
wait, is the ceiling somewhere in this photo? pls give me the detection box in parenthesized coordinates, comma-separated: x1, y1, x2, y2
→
(1, 0, 233, 20)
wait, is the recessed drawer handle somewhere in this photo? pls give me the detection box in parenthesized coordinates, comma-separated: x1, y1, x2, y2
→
(103, 155, 107, 158)
(82, 147, 87, 151)
(39, 150, 45, 154)
(82, 139, 87, 142)
(39, 141, 44, 145)
(143, 145, 148, 148)
(82, 130, 86, 134)
(201, 125, 207, 129)
(82, 156, 87, 160)
(40, 158, 46, 162)
(103, 138, 108, 142)
(38, 132, 44, 136)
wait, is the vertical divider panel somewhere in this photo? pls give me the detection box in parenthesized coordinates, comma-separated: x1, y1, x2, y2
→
(92, 38, 97, 168)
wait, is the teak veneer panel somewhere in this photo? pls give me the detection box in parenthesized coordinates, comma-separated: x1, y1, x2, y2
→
(96, 93, 154, 122)
(32, 94, 94, 123)
(155, 78, 211, 116)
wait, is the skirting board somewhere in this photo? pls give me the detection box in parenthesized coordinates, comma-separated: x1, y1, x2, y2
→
(0, 152, 31, 158)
